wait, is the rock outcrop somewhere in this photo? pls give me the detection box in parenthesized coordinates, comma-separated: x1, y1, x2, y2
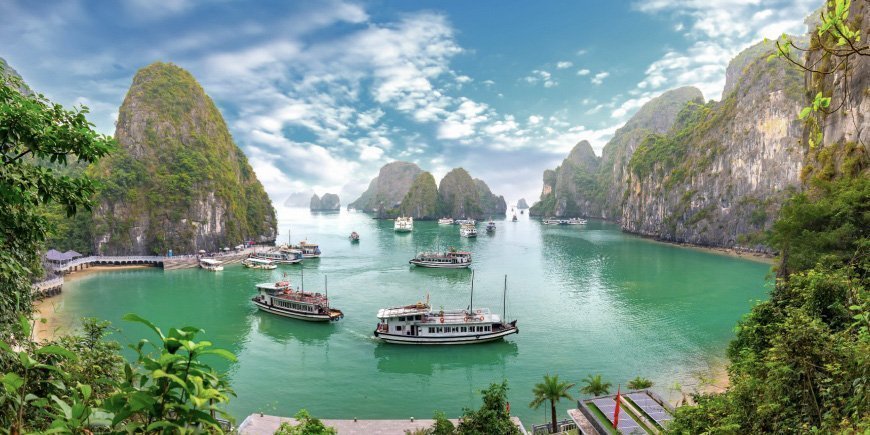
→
(91, 62, 277, 255)
(531, 39, 808, 252)
(475, 179, 508, 217)
(437, 168, 481, 219)
(516, 198, 529, 209)
(310, 193, 340, 211)
(348, 161, 423, 215)
(399, 172, 439, 219)
(284, 191, 315, 207)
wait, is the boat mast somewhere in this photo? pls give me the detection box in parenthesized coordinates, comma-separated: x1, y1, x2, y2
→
(503, 274, 507, 320)
(301, 267, 304, 292)
(325, 275, 328, 308)
(469, 269, 474, 312)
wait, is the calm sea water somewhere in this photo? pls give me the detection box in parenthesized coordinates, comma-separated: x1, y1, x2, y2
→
(46, 207, 770, 426)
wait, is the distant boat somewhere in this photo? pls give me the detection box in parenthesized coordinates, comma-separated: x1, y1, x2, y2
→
(243, 257, 277, 270)
(251, 280, 344, 322)
(255, 250, 303, 264)
(394, 216, 414, 232)
(512, 214, 518, 222)
(438, 217, 454, 225)
(373, 273, 518, 345)
(542, 218, 561, 225)
(199, 258, 223, 271)
(520, 210, 524, 215)
(566, 218, 587, 225)
(460, 223, 477, 238)
(350, 231, 360, 242)
(288, 241, 321, 258)
(409, 250, 472, 269)
(455, 219, 476, 226)
(485, 220, 496, 233)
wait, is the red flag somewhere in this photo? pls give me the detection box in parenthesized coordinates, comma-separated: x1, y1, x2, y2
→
(613, 385, 621, 428)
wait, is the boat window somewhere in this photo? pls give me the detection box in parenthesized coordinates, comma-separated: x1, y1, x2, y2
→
(461, 327, 467, 332)
(396, 325, 402, 331)
(428, 327, 433, 333)
(398, 316, 405, 321)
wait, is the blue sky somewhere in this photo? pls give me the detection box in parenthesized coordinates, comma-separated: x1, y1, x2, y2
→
(1, 0, 819, 204)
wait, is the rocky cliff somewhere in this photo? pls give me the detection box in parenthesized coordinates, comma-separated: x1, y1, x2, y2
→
(348, 161, 423, 215)
(310, 193, 340, 211)
(399, 172, 439, 219)
(91, 62, 277, 254)
(475, 179, 508, 217)
(284, 190, 315, 207)
(437, 168, 482, 219)
(531, 39, 808, 251)
(516, 198, 529, 209)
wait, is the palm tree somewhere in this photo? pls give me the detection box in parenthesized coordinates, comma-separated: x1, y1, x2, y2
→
(529, 374, 575, 434)
(627, 376, 653, 390)
(580, 374, 612, 397)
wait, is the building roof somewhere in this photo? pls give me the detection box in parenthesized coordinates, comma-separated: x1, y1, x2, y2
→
(571, 389, 675, 435)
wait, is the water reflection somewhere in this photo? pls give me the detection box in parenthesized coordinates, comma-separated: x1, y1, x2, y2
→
(407, 266, 472, 285)
(373, 340, 518, 375)
(254, 313, 339, 345)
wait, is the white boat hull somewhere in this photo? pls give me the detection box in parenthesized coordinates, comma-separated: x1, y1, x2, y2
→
(252, 299, 340, 322)
(373, 326, 518, 345)
(409, 260, 471, 269)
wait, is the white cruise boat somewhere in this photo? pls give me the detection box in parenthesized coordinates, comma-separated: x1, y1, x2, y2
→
(455, 219, 476, 226)
(255, 250, 302, 264)
(199, 258, 223, 271)
(251, 280, 344, 322)
(394, 216, 414, 232)
(485, 220, 496, 233)
(542, 218, 561, 225)
(409, 250, 472, 268)
(438, 217, 454, 225)
(242, 257, 277, 270)
(566, 218, 587, 225)
(373, 275, 517, 345)
(287, 241, 321, 258)
(459, 223, 477, 238)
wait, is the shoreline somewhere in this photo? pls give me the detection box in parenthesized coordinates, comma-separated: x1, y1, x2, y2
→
(33, 265, 156, 342)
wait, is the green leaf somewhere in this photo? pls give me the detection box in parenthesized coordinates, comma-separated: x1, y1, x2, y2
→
(2, 373, 24, 391)
(799, 107, 812, 120)
(35, 344, 77, 360)
(199, 348, 237, 362)
(123, 313, 164, 340)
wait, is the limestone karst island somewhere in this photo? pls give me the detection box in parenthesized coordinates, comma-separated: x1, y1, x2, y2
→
(1, 1, 867, 434)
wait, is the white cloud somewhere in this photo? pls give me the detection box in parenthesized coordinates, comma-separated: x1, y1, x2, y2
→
(359, 145, 384, 161)
(556, 61, 573, 69)
(576, 68, 590, 76)
(590, 71, 609, 85)
(524, 69, 557, 87)
(528, 115, 542, 125)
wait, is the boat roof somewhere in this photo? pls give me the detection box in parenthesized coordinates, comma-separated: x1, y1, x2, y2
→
(200, 259, 222, 265)
(377, 303, 431, 318)
(256, 281, 291, 290)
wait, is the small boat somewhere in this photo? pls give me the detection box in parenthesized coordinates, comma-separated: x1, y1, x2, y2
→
(512, 214, 518, 222)
(438, 217, 454, 225)
(243, 257, 277, 270)
(199, 258, 223, 271)
(350, 231, 360, 242)
(256, 250, 303, 264)
(289, 241, 321, 258)
(373, 274, 518, 345)
(542, 218, 561, 225)
(455, 219, 476, 226)
(520, 210, 524, 215)
(566, 218, 587, 225)
(394, 216, 414, 232)
(460, 223, 477, 238)
(251, 280, 344, 322)
(485, 220, 496, 233)
(409, 250, 472, 268)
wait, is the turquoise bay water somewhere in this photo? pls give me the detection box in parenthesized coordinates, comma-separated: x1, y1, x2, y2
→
(47, 208, 770, 426)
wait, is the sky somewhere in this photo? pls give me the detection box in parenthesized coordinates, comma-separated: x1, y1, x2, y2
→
(0, 0, 820, 206)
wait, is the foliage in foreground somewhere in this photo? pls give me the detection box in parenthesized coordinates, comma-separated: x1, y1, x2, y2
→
(529, 374, 574, 435)
(0, 314, 237, 433)
(668, 175, 869, 433)
(275, 409, 337, 435)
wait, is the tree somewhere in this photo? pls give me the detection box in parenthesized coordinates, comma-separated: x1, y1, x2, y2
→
(0, 66, 114, 332)
(275, 409, 337, 435)
(529, 374, 574, 434)
(627, 376, 653, 390)
(579, 374, 611, 397)
(456, 380, 519, 435)
(770, 0, 868, 148)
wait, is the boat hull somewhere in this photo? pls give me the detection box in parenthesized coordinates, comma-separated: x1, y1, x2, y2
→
(252, 299, 342, 322)
(409, 260, 471, 269)
(373, 326, 518, 345)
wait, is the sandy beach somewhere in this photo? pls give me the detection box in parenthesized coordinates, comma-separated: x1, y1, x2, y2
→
(32, 265, 155, 342)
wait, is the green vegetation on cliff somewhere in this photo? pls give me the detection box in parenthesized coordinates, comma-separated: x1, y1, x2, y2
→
(399, 172, 439, 219)
(91, 62, 276, 254)
(437, 168, 482, 219)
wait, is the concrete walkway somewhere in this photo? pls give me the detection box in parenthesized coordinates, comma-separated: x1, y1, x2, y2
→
(239, 414, 528, 434)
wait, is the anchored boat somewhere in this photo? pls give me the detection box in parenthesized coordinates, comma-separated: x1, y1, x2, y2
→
(485, 220, 496, 233)
(394, 216, 414, 232)
(373, 274, 518, 345)
(350, 231, 360, 242)
(288, 241, 321, 258)
(199, 258, 223, 271)
(409, 250, 472, 268)
(251, 278, 343, 322)
(243, 257, 277, 270)
(566, 218, 587, 225)
(255, 250, 302, 264)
